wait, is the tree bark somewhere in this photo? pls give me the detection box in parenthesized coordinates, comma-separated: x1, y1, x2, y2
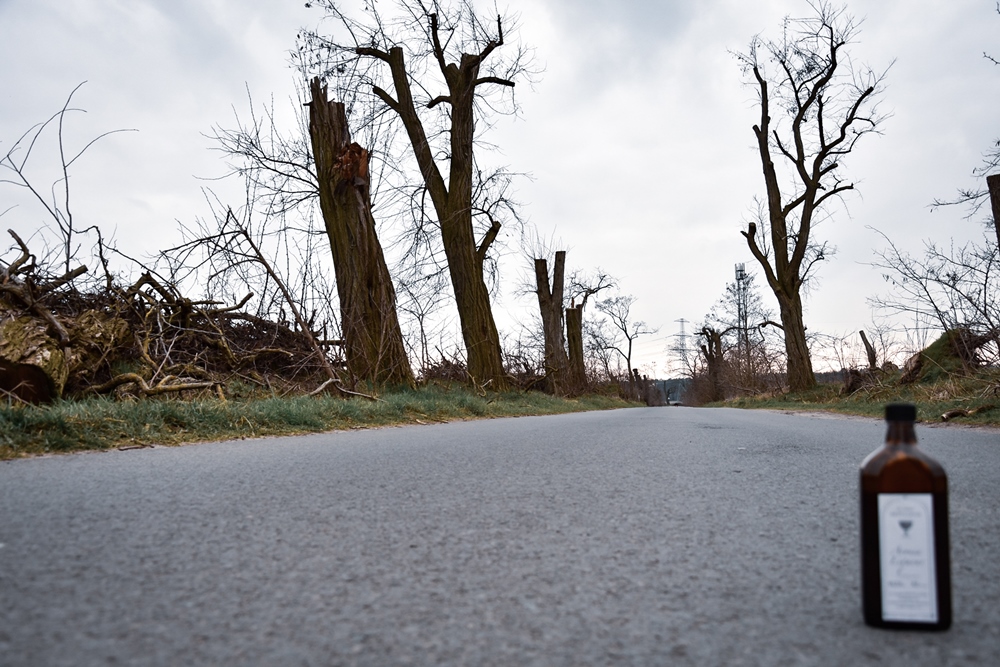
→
(308, 78, 413, 387)
(433, 51, 507, 389)
(699, 326, 725, 403)
(776, 291, 815, 392)
(565, 305, 586, 392)
(986, 173, 1000, 251)
(534, 251, 569, 394)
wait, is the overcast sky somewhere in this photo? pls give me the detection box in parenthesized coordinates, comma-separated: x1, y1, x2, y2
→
(1, 0, 997, 375)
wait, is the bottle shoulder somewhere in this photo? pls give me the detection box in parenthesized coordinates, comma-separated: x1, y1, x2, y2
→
(860, 443, 947, 493)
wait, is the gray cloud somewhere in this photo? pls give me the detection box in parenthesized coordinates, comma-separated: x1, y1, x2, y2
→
(1, 0, 998, 373)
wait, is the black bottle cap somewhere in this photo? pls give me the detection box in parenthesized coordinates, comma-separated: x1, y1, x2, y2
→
(885, 403, 917, 422)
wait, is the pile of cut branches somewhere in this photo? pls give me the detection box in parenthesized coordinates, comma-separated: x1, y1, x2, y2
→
(0, 230, 340, 404)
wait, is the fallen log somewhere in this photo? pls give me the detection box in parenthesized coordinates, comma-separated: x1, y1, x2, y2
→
(940, 404, 996, 422)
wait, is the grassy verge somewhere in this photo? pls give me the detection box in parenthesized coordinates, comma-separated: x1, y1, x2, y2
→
(0, 385, 637, 460)
(718, 369, 1000, 427)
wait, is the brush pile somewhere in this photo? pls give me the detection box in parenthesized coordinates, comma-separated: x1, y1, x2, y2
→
(0, 230, 337, 404)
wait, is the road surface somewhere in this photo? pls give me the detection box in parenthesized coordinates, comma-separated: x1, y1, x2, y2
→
(1, 407, 998, 665)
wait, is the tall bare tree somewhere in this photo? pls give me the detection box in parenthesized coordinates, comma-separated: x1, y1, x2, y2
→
(299, 1, 534, 390)
(735, 1, 888, 391)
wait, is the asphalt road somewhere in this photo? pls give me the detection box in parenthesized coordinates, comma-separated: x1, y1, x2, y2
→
(1, 406, 998, 666)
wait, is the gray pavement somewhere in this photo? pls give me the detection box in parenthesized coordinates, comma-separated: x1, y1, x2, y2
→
(0, 406, 998, 666)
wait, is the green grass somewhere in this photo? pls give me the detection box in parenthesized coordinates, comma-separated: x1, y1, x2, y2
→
(0, 385, 637, 459)
(719, 368, 1000, 427)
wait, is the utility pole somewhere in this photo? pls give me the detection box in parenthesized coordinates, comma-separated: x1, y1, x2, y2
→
(672, 318, 691, 375)
(735, 263, 750, 378)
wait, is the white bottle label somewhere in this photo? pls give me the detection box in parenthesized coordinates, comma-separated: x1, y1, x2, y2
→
(878, 493, 938, 622)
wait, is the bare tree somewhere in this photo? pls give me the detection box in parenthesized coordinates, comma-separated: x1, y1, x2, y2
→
(396, 266, 452, 374)
(583, 316, 621, 383)
(298, 0, 535, 390)
(594, 294, 657, 396)
(869, 230, 1000, 365)
(565, 269, 615, 390)
(734, 1, 889, 391)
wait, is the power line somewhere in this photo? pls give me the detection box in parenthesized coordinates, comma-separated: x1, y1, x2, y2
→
(670, 318, 691, 374)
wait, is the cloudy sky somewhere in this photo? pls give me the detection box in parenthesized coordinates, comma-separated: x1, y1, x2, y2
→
(1, 0, 997, 374)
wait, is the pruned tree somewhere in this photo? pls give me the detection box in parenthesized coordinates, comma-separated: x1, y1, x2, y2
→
(698, 326, 726, 403)
(298, 0, 535, 390)
(307, 78, 413, 386)
(734, 1, 889, 391)
(533, 250, 568, 394)
(0, 86, 392, 403)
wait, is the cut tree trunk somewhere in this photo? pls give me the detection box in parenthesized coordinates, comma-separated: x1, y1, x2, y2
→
(777, 292, 816, 391)
(859, 330, 878, 370)
(308, 78, 413, 387)
(565, 305, 586, 392)
(534, 251, 569, 394)
(700, 326, 725, 403)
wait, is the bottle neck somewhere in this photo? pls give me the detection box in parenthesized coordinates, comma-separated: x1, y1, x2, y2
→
(885, 420, 917, 445)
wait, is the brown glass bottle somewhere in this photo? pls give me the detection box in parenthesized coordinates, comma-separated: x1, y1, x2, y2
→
(860, 403, 951, 630)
